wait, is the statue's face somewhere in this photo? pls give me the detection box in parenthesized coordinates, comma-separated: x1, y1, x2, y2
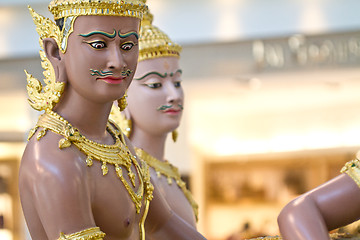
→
(61, 15, 140, 104)
(127, 56, 184, 136)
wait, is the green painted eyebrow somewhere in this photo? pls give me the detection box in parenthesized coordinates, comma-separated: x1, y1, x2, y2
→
(119, 31, 139, 39)
(134, 71, 167, 80)
(170, 69, 183, 77)
(134, 69, 182, 81)
(79, 29, 117, 38)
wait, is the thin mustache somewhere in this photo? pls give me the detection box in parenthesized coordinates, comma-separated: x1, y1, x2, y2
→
(121, 69, 133, 77)
(90, 69, 113, 77)
(157, 104, 184, 111)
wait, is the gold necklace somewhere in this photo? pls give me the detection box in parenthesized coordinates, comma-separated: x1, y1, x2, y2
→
(135, 147, 199, 221)
(28, 110, 154, 215)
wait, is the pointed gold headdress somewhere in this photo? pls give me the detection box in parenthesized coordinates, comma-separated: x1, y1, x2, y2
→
(25, 0, 147, 112)
(138, 9, 182, 62)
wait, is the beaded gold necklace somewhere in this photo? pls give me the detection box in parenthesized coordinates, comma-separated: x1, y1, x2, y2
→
(28, 110, 154, 239)
(135, 147, 199, 221)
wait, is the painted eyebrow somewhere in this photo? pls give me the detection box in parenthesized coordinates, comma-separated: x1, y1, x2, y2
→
(79, 29, 117, 38)
(134, 71, 167, 80)
(134, 69, 183, 81)
(170, 69, 183, 77)
(119, 31, 139, 39)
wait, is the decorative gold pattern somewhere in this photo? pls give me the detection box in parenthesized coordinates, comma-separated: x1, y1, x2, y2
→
(110, 104, 132, 137)
(341, 159, 360, 188)
(139, 160, 153, 240)
(29, 110, 152, 214)
(48, 0, 148, 20)
(135, 148, 199, 221)
(172, 129, 178, 142)
(138, 10, 182, 62)
(118, 93, 128, 112)
(26, 7, 65, 112)
(58, 227, 105, 240)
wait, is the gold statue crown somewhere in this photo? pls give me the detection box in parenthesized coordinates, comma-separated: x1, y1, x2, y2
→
(49, 0, 148, 20)
(139, 9, 182, 62)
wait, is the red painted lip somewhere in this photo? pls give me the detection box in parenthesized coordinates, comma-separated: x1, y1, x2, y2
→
(164, 108, 182, 114)
(98, 76, 125, 84)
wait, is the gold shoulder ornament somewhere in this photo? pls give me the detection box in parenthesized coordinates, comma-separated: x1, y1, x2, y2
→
(135, 147, 199, 221)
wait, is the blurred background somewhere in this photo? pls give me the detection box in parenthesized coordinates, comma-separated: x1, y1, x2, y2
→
(1, 0, 360, 239)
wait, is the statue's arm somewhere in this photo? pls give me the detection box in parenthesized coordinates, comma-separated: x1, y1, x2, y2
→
(145, 182, 206, 240)
(20, 135, 100, 240)
(278, 173, 360, 240)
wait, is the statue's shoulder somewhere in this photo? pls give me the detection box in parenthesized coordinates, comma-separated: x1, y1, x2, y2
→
(21, 128, 88, 185)
(20, 128, 96, 240)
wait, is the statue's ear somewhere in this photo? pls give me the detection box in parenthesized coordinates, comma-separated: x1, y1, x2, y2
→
(43, 38, 67, 83)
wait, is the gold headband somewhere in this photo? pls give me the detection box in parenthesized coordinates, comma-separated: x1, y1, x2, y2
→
(138, 9, 182, 62)
(49, 0, 147, 21)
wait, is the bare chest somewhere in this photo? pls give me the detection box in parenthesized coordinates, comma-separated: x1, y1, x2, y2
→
(88, 160, 146, 239)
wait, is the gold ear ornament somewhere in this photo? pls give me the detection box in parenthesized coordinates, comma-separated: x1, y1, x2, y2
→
(118, 93, 128, 112)
(26, 7, 66, 112)
(172, 130, 178, 142)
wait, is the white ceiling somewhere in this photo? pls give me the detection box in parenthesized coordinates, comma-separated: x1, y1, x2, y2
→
(1, 0, 360, 59)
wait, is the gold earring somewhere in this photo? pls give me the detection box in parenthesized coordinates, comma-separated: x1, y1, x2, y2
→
(172, 130, 178, 142)
(118, 93, 127, 112)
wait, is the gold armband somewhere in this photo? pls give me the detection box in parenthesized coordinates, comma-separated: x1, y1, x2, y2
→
(57, 227, 105, 240)
(341, 159, 360, 188)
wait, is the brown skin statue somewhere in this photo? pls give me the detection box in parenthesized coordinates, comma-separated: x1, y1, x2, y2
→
(20, 14, 147, 240)
(278, 169, 360, 239)
(19, 2, 206, 240)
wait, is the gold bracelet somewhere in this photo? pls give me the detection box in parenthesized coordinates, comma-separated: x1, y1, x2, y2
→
(57, 227, 105, 240)
(341, 159, 360, 188)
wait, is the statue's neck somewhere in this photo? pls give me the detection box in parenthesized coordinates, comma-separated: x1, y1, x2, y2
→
(130, 129, 167, 161)
(53, 93, 113, 140)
